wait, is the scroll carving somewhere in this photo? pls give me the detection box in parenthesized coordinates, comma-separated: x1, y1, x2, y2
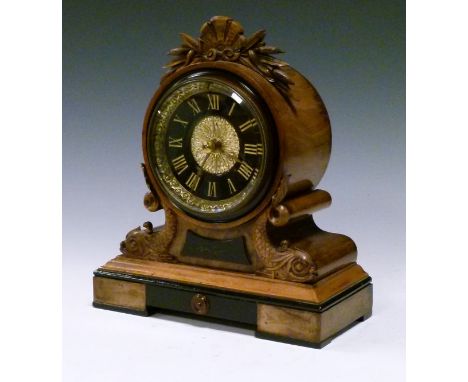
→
(253, 177, 318, 283)
(120, 208, 177, 262)
(163, 15, 293, 100)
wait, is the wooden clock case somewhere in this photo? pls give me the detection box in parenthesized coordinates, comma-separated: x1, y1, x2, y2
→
(93, 16, 372, 348)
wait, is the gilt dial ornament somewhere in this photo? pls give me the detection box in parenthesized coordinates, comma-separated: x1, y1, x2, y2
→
(190, 115, 240, 176)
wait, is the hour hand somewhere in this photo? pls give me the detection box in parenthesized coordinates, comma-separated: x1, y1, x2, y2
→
(197, 152, 211, 175)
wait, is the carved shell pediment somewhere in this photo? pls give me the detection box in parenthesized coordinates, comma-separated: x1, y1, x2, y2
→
(163, 16, 293, 100)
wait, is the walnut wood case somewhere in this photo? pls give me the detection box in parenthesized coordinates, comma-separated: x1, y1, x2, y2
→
(93, 16, 372, 348)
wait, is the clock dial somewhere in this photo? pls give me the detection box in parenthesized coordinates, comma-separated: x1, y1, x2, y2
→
(146, 71, 277, 222)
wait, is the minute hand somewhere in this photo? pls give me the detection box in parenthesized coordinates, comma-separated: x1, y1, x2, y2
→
(223, 151, 242, 164)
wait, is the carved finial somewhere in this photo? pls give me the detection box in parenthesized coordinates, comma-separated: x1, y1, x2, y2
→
(164, 16, 293, 99)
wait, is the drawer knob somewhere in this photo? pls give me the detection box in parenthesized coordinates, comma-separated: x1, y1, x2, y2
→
(191, 293, 209, 315)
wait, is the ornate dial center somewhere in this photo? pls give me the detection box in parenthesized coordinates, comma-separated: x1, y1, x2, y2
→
(191, 115, 240, 175)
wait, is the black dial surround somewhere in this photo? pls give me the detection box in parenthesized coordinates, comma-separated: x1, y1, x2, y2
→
(146, 70, 278, 222)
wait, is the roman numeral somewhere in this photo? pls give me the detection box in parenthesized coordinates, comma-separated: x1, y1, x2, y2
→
(228, 102, 236, 116)
(244, 143, 263, 156)
(207, 181, 217, 197)
(207, 94, 220, 110)
(168, 137, 183, 148)
(239, 118, 257, 132)
(227, 178, 237, 194)
(186, 172, 201, 191)
(252, 168, 259, 180)
(173, 115, 188, 126)
(237, 161, 254, 180)
(172, 155, 188, 175)
(187, 98, 201, 115)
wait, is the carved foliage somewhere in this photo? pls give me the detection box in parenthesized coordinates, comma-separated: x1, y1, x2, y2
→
(253, 176, 318, 283)
(164, 16, 293, 99)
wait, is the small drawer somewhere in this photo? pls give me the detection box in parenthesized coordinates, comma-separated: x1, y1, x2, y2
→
(147, 284, 257, 325)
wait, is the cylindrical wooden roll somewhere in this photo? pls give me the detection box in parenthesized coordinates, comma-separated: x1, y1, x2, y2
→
(143, 192, 161, 212)
(268, 189, 332, 227)
(285, 180, 313, 198)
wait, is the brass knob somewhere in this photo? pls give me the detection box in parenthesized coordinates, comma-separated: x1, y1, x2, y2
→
(191, 294, 209, 315)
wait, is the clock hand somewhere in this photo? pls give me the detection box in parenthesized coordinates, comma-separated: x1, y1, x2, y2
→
(197, 151, 211, 175)
(223, 151, 241, 164)
(201, 152, 211, 167)
(219, 154, 232, 169)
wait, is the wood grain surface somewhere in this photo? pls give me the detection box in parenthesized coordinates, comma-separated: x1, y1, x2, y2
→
(93, 277, 146, 311)
(99, 256, 369, 304)
(257, 285, 372, 343)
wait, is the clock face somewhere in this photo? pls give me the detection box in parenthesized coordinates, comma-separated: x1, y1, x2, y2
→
(146, 71, 277, 222)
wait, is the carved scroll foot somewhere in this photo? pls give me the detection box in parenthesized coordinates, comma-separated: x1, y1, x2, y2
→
(253, 212, 318, 283)
(260, 240, 318, 282)
(119, 209, 178, 262)
(252, 176, 326, 283)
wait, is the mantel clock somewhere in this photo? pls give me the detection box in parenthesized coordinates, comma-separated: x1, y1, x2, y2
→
(93, 16, 372, 348)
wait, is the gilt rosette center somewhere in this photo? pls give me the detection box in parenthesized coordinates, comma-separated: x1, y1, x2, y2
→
(191, 115, 240, 175)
